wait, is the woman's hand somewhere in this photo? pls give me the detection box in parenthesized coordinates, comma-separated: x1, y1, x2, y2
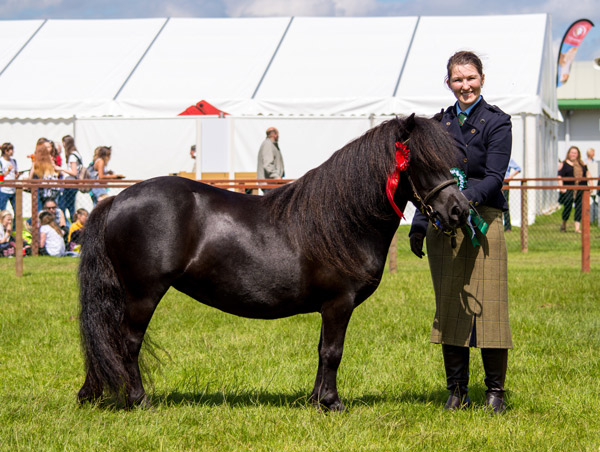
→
(409, 232, 425, 259)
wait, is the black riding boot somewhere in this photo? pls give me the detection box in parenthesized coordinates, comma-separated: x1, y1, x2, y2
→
(481, 348, 508, 414)
(442, 344, 470, 411)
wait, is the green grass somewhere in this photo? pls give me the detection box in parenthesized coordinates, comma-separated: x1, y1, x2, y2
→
(1, 251, 599, 451)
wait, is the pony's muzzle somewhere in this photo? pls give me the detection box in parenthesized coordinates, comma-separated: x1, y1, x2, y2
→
(450, 203, 469, 227)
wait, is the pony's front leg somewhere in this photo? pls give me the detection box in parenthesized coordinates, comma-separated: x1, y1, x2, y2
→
(309, 298, 353, 411)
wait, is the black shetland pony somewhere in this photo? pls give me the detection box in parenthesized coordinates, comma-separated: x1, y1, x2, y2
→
(78, 114, 469, 411)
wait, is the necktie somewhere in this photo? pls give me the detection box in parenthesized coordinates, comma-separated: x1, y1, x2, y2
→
(458, 112, 467, 126)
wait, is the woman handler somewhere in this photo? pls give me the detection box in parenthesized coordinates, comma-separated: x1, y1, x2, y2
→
(409, 51, 513, 414)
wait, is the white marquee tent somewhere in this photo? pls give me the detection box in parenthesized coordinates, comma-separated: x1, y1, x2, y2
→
(0, 14, 559, 224)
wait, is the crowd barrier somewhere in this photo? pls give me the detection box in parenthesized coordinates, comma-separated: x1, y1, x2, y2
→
(2, 176, 598, 276)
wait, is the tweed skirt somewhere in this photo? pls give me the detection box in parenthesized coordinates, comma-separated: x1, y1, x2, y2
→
(426, 206, 513, 349)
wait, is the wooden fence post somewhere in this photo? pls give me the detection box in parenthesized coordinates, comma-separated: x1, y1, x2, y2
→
(15, 187, 23, 277)
(520, 181, 528, 253)
(581, 188, 590, 273)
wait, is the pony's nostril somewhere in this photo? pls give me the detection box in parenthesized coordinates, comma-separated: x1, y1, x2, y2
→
(451, 205, 461, 219)
(450, 204, 468, 225)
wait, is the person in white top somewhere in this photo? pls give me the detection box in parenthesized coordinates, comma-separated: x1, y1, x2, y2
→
(39, 210, 66, 257)
(0, 143, 18, 224)
(58, 135, 82, 222)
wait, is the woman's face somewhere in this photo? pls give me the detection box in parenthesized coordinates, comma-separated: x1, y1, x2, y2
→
(567, 148, 579, 162)
(447, 64, 484, 110)
(2, 215, 12, 228)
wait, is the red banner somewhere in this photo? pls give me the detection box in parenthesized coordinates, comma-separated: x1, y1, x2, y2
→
(557, 19, 594, 87)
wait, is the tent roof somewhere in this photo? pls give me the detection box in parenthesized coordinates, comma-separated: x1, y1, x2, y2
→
(0, 15, 557, 119)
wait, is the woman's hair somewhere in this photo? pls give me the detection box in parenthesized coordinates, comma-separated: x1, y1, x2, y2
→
(62, 135, 76, 158)
(76, 208, 88, 217)
(32, 139, 56, 178)
(39, 211, 63, 235)
(446, 50, 484, 82)
(1, 142, 13, 156)
(49, 140, 59, 158)
(94, 146, 112, 162)
(566, 146, 585, 167)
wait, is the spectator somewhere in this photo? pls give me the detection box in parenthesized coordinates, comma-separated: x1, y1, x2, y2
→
(502, 159, 521, 231)
(58, 135, 83, 222)
(0, 209, 15, 257)
(409, 51, 513, 414)
(257, 127, 285, 194)
(190, 144, 197, 173)
(67, 208, 88, 252)
(42, 199, 69, 237)
(49, 140, 62, 167)
(89, 146, 124, 205)
(38, 210, 66, 256)
(585, 148, 598, 224)
(0, 143, 18, 226)
(558, 146, 588, 233)
(29, 138, 60, 209)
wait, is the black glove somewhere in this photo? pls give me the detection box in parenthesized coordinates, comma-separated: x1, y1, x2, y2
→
(409, 232, 425, 259)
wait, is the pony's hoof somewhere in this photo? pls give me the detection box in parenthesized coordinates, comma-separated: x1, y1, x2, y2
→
(77, 386, 102, 404)
(123, 393, 153, 410)
(328, 400, 346, 412)
(309, 394, 345, 412)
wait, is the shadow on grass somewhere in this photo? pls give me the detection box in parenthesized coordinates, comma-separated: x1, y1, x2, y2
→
(79, 383, 500, 411)
(146, 383, 493, 410)
(151, 389, 311, 409)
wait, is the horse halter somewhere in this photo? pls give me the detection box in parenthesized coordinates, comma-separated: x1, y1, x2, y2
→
(405, 174, 458, 238)
(385, 139, 458, 239)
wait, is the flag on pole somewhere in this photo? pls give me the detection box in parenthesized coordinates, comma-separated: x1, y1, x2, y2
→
(557, 19, 594, 87)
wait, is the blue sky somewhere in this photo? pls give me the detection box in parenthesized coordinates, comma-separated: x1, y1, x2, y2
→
(0, 0, 598, 61)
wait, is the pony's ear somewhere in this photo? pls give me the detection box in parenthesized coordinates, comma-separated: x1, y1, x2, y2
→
(406, 113, 416, 132)
(431, 108, 444, 122)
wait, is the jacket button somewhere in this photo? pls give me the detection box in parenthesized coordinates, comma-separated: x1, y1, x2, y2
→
(474, 202, 479, 206)
(463, 158, 468, 163)
(471, 129, 476, 134)
(446, 122, 451, 126)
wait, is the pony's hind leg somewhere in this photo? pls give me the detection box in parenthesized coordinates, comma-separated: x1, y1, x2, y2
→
(119, 294, 164, 408)
(309, 297, 354, 411)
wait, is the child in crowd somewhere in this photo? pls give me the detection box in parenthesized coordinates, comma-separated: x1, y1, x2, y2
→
(0, 209, 15, 257)
(39, 210, 66, 257)
(67, 208, 88, 253)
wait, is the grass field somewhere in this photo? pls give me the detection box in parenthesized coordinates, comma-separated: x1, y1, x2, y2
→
(1, 246, 599, 451)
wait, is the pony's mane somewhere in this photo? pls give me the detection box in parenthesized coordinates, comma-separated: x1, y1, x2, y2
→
(264, 116, 457, 281)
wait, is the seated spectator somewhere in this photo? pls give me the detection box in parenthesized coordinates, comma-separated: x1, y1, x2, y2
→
(39, 211, 66, 257)
(67, 208, 88, 253)
(0, 209, 15, 257)
(42, 199, 69, 238)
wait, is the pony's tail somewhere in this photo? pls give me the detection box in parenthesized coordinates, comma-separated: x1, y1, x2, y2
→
(78, 197, 130, 401)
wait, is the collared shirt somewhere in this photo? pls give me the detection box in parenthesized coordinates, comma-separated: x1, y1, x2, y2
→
(505, 159, 522, 178)
(455, 96, 482, 120)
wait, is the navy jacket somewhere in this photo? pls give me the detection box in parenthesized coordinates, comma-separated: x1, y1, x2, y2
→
(410, 97, 512, 236)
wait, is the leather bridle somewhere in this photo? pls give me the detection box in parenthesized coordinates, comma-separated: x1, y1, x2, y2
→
(406, 174, 458, 238)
